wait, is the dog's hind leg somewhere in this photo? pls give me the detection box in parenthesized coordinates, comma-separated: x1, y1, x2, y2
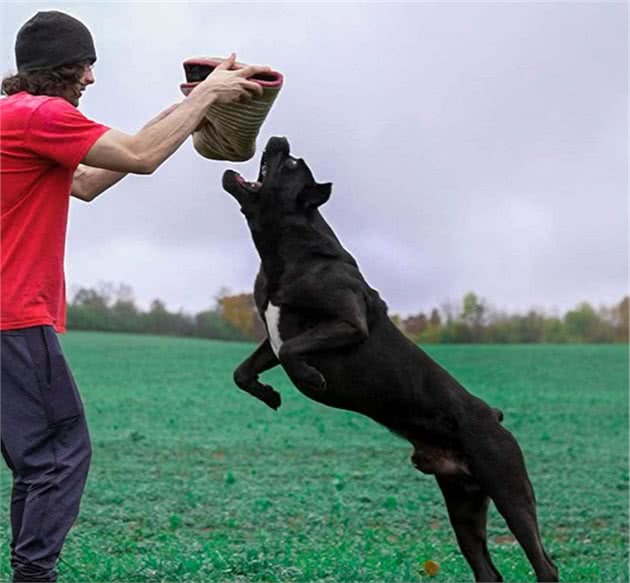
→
(436, 476, 503, 582)
(469, 425, 558, 582)
(233, 338, 282, 410)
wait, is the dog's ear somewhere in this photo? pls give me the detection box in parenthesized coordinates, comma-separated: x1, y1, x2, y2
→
(298, 182, 332, 209)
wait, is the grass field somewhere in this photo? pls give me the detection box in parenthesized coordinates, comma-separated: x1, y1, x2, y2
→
(1, 333, 628, 582)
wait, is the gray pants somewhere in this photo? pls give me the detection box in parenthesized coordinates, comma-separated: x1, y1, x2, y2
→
(1, 326, 91, 582)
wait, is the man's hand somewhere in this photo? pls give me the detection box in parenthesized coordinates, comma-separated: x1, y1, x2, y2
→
(190, 53, 270, 105)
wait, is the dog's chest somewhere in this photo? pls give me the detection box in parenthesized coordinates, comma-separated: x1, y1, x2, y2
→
(264, 302, 283, 357)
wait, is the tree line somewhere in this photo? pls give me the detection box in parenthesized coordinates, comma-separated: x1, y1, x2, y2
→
(67, 283, 628, 344)
(67, 283, 249, 342)
(395, 292, 628, 344)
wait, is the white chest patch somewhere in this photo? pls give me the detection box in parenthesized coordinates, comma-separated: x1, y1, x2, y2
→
(265, 302, 283, 357)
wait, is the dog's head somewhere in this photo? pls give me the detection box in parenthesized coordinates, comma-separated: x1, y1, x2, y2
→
(222, 137, 332, 232)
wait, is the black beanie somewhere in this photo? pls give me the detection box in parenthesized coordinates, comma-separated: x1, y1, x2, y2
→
(15, 11, 97, 72)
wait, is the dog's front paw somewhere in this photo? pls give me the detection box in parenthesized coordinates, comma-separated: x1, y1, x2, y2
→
(260, 384, 282, 410)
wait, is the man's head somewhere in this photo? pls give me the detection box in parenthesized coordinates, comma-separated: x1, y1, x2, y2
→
(223, 137, 332, 235)
(2, 11, 97, 105)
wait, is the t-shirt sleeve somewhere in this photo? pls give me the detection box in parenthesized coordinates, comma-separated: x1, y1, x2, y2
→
(26, 98, 110, 169)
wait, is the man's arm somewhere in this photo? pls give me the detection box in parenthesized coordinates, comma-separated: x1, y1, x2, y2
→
(71, 165, 126, 202)
(71, 103, 181, 202)
(81, 54, 267, 175)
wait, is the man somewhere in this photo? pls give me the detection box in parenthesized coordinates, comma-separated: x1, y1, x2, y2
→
(0, 10, 270, 582)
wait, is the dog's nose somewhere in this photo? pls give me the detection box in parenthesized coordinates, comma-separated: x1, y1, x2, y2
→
(265, 136, 290, 155)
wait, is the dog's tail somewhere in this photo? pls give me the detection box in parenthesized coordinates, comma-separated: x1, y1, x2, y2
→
(493, 407, 504, 423)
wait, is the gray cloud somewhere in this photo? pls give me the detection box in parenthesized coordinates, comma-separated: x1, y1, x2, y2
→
(2, 1, 627, 316)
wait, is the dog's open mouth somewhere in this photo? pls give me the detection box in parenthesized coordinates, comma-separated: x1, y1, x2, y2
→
(223, 137, 289, 198)
(234, 174, 263, 192)
(227, 155, 269, 194)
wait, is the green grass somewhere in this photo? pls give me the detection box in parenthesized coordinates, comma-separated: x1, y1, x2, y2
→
(1, 334, 628, 582)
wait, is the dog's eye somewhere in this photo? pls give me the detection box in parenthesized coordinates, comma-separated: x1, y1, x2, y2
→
(285, 158, 298, 170)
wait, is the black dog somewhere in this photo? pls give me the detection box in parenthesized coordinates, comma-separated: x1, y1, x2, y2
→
(222, 137, 558, 582)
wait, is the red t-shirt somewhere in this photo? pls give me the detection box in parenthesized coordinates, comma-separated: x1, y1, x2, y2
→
(1, 92, 109, 333)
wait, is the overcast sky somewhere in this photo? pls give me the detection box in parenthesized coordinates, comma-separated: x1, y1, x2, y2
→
(2, 1, 628, 317)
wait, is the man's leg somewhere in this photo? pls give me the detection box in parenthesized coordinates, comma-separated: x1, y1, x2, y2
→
(1, 326, 92, 582)
(1, 441, 27, 563)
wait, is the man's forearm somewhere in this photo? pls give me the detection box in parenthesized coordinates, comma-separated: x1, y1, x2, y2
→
(127, 89, 217, 173)
(72, 165, 127, 202)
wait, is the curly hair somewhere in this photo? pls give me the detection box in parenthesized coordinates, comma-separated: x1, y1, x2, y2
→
(1, 63, 87, 98)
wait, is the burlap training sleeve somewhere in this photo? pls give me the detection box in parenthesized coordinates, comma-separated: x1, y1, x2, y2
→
(180, 57, 284, 162)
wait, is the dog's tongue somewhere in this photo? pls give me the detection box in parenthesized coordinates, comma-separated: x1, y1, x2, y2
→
(235, 174, 262, 190)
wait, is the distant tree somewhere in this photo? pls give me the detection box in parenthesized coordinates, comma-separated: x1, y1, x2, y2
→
(144, 299, 174, 335)
(564, 302, 610, 343)
(72, 286, 109, 310)
(440, 300, 457, 325)
(458, 292, 487, 342)
(110, 299, 141, 333)
(541, 317, 567, 343)
(69, 285, 112, 330)
(150, 299, 167, 313)
(113, 282, 135, 304)
(194, 310, 249, 341)
(107, 284, 140, 332)
(461, 292, 486, 328)
(217, 293, 258, 338)
(484, 313, 517, 344)
(417, 324, 443, 344)
(613, 296, 629, 342)
(213, 286, 232, 307)
(430, 308, 442, 328)
(402, 312, 428, 337)
(516, 310, 546, 343)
